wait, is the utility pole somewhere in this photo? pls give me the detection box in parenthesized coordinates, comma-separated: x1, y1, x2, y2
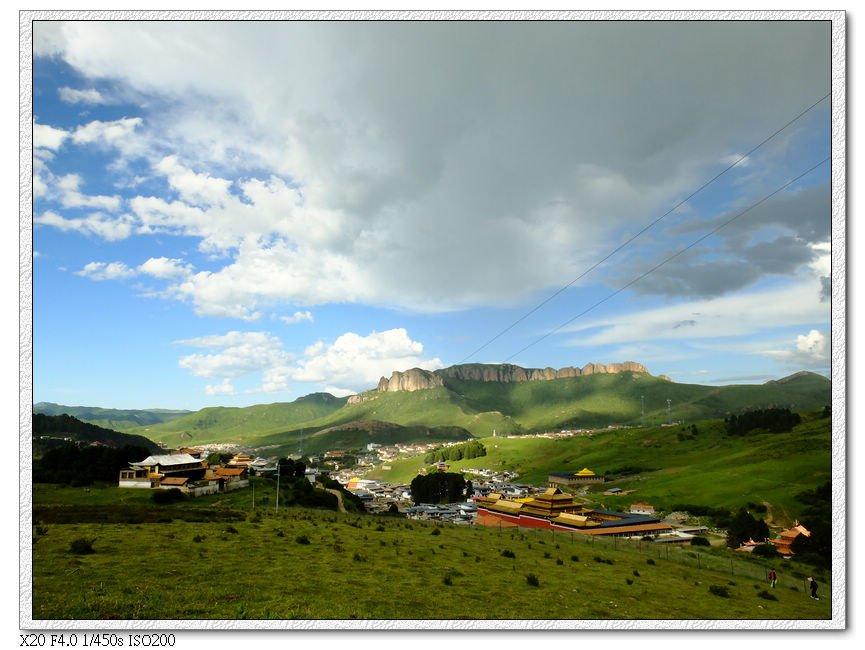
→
(275, 461, 281, 513)
(666, 399, 672, 425)
(641, 395, 645, 427)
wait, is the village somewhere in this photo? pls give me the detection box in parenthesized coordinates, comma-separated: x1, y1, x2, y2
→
(116, 439, 812, 558)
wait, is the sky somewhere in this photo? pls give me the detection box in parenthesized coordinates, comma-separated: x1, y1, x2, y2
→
(29, 18, 835, 410)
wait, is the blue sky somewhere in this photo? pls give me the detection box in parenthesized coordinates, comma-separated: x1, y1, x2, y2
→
(30, 19, 833, 410)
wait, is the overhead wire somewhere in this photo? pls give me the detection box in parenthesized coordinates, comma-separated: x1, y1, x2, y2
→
(502, 156, 830, 363)
(458, 93, 830, 364)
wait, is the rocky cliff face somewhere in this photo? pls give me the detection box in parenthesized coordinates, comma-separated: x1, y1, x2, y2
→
(376, 368, 445, 393)
(374, 361, 651, 394)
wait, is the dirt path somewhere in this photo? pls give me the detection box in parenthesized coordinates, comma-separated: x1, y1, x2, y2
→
(762, 500, 775, 526)
(325, 487, 347, 514)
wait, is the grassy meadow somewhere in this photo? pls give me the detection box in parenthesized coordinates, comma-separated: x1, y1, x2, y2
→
(31, 503, 831, 621)
(368, 412, 831, 526)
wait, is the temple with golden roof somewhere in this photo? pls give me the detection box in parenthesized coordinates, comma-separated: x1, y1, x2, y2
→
(548, 467, 605, 487)
(474, 487, 672, 537)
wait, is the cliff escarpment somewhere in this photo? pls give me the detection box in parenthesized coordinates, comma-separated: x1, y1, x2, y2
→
(374, 361, 651, 394)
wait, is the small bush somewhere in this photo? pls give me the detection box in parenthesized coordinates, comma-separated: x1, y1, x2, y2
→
(224, 525, 239, 534)
(193, 534, 205, 543)
(295, 535, 311, 545)
(431, 527, 441, 536)
(443, 574, 453, 586)
(152, 488, 186, 504)
(752, 543, 779, 558)
(647, 558, 656, 565)
(571, 555, 580, 562)
(556, 558, 564, 565)
(633, 570, 641, 577)
(69, 538, 95, 555)
(690, 536, 711, 547)
(626, 578, 634, 585)
(501, 549, 516, 559)
(526, 573, 540, 587)
(757, 590, 778, 601)
(34, 525, 48, 537)
(353, 552, 366, 562)
(709, 585, 730, 598)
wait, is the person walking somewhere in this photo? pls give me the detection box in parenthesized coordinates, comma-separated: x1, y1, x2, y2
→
(808, 576, 819, 600)
(769, 568, 777, 589)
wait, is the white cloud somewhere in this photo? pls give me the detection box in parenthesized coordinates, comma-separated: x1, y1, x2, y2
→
(562, 275, 828, 347)
(176, 331, 294, 380)
(58, 87, 105, 105)
(71, 117, 143, 146)
(289, 328, 444, 391)
(55, 174, 122, 211)
(137, 256, 193, 279)
(35, 210, 133, 241)
(34, 123, 69, 150)
(75, 261, 135, 281)
(175, 327, 440, 396)
(762, 329, 830, 368)
(280, 311, 313, 325)
(204, 379, 235, 396)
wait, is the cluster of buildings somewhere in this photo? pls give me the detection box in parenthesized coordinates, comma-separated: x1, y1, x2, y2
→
(118, 448, 255, 496)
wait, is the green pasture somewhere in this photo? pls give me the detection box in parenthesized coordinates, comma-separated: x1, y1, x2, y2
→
(30, 507, 831, 621)
(369, 414, 831, 526)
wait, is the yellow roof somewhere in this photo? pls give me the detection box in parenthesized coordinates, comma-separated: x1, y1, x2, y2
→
(576, 468, 595, 476)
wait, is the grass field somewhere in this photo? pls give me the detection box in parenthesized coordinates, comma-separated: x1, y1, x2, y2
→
(367, 413, 831, 526)
(30, 505, 832, 621)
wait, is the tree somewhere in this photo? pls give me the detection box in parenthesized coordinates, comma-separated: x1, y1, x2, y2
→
(725, 507, 770, 548)
(410, 472, 466, 504)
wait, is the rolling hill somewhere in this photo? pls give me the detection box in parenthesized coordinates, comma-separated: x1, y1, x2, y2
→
(37, 367, 831, 455)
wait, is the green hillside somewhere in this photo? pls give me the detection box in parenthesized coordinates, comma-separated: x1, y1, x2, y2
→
(134, 393, 349, 447)
(33, 402, 190, 432)
(43, 370, 830, 456)
(32, 413, 162, 455)
(368, 410, 831, 527)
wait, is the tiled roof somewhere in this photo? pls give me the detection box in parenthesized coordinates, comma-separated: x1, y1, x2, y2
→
(131, 454, 201, 467)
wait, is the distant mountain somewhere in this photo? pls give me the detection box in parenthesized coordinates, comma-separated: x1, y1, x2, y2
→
(32, 413, 162, 455)
(106, 367, 830, 453)
(33, 402, 191, 431)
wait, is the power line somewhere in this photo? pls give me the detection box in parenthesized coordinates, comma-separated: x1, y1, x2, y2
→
(459, 93, 830, 364)
(502, 156, 830, 363)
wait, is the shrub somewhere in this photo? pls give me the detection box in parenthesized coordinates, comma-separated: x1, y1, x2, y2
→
(571, 555, 580, 562)
(709, 585, 730, 598)
(757, 590, 778, 601)
(193, 534, 205, 543)
(152, 488, 186, 504)
(69, 538, 95, 555)
(224, 525, 238, 534)
(295, 535, 311, 545)
(647, 558, 656, 565)
(525, 573, 540, 587)
(752, 543, 779, 558)
(501, 549, 516, 559)
(443, 574, 453, 586)
(633, 570, 641, 577)
(691, 536, 711, 547)
(556, 558, 564, 565)
(431, 527, 441, 536)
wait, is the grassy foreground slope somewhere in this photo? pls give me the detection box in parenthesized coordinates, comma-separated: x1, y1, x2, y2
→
(369, 412, 831, 526)
(31, 505, 830, 620)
